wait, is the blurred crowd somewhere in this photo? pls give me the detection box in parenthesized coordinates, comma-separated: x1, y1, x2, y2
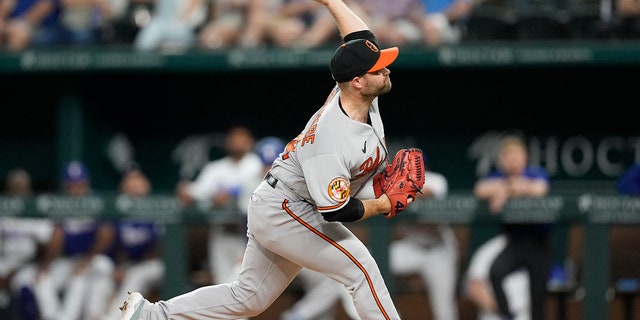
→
(1, 0, 639, 52)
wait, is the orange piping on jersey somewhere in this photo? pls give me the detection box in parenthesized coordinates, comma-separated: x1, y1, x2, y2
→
(317, 202, 346, 211)
(281, 199, 392, 320)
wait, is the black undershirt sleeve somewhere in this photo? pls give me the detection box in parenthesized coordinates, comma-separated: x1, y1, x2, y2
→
(321, 197, 365, 222)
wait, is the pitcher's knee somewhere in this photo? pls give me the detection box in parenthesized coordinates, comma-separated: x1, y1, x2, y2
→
(228, 282, 275, 316)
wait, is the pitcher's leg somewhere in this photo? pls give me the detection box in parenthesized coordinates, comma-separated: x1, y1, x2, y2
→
(340, 244, 399, 320)
(283, 268, 345, 319)
(139, 233, 300, 319)
(263, 199, 400, 320)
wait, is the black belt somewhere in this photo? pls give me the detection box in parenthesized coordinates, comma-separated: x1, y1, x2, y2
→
(265, 172, 278, 188)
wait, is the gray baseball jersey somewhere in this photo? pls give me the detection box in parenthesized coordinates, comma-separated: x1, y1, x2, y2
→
(269, 85, 389, 210)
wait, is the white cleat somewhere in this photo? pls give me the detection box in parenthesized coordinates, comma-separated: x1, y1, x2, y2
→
(119, 292, 146, 320)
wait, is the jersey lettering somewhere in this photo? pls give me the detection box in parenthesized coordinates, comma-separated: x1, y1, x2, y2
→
(355, 147, 383, 179)
(282, 133, 303, 160)
(281, 88, 336, 159)
(302, 135, 315, 146)
(301, 89, 335, 148)
(302, 108, 325, 147)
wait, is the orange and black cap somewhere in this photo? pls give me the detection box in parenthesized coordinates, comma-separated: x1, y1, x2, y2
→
(329, 39, 399, 83)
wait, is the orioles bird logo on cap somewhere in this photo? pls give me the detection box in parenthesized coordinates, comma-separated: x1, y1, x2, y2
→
(365, 40, 379, 53)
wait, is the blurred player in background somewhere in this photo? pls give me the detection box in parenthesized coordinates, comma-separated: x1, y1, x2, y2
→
(175, 124, 263, 286)
(13, 161, 116, 320)
(389, 162, 460, 320)
(463, 234, 531, 320)
(239, 135, 287, 219)
(1, 168, 55, 319)
(104, 166, 164, 320)
(3, 168, 33, 196)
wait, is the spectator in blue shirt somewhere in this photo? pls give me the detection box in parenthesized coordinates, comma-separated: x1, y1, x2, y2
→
(0, 0, 62, 51)
(418, 0, 473, 46)
(473, 134, 552, 320)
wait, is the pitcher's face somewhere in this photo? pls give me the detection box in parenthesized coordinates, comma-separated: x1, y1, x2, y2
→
(360, 67, 392, 97)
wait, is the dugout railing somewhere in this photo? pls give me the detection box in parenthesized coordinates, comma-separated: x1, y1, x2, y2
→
(1, 192, 638, 320)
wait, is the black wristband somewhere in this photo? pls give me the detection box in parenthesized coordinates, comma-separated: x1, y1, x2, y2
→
(321, 198, 365, 222)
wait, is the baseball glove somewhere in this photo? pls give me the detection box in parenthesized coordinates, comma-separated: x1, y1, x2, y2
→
(373, 148, 425, 218)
